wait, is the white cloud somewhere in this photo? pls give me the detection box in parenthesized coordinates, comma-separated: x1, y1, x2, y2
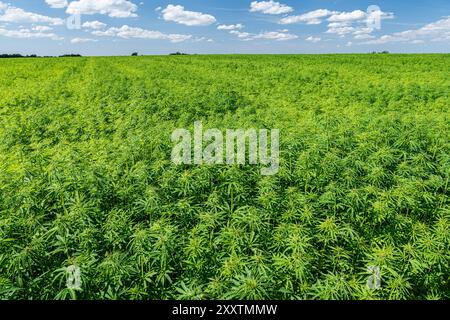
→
(32, 25, 53, 31)
(217, 24, 244, 30)
(0, 27, 62, 40)
(326, 25, 376, 38)
(255, 31, 298, 41)
(66, 0, 138, 18)
(327, 22, 349, 28)
(430, 33, 450, 42)
(353, 28, 374, 35)
(92, 25, 192, 42)
(82, 20, 107, 29)
(193, 36, 214, 42)
(71, 37, 98, 43)
(422, 16, 450, 32)
(250, 1, 293, 15)
(354, 33, 375, 40)
(161, 5, 216, 26)
(281, 8, 393, 33)
(363, 16, 450, 44)
(326, 11, 371, 36)
(306, 36, 321, 43)
(229, 30, 252, 40)
(325, 9, 394, 39)
(326, 26, 356, 36)
(279, 9, 335, 25)
(0, 2, 64, 25)
(328, 10, 367, 23)
(230, 29, 298, 41)
(45, 0, 68, 9)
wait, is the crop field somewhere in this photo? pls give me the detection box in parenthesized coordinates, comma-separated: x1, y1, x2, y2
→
(0, 54, 449, 300)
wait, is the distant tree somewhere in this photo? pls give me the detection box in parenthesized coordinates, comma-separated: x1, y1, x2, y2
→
(0, 54, 40, 58)
(170, 52, 188, 56)
(59, 54, 82, 57)
(369, 51, 390, 55)
(131, 52, 138, 56)
(0, 54, 24, 58)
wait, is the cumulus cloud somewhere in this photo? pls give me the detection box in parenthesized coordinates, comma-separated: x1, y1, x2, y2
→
(66, 0, 138, 18)
(326, 25, 356, 36)
(45, 0, 68, 9)
(306, 36, 321, 43)
(326, 25, 376, 38)
(255, 31, 298, 40)
(325, 9, 394, 40)
(193, 36, 214, 42)
(229, 30, 252, 40)
(279, 9, 336, 25)
(217, 24, 244, 30)
(71, 37, 98, 43)
(281, 8, 394, 35)
(363, 16, 450, 44)
(32, 25, 53, 31)
(354, 33, 375, 40)
(0, 2, 64, 25)
(82, 20, 107, 29)
(92, 25, 192, 42)
(250, 1, 293, 15)
(0, 27, 62, 40)
(328, 10, 367, 23)
(161, 5, 216, 26)
(230, 29, 298, 41)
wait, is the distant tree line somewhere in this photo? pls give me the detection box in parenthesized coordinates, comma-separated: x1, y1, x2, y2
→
(1, 52, 192, 58)
(0, 54, 37, 58)
(0, 53, 82, 59)
(59, 54, 82, 57)
(131, 52, 190, 56)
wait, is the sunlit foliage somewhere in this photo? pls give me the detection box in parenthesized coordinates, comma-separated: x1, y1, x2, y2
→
(0, 55, 448, 300)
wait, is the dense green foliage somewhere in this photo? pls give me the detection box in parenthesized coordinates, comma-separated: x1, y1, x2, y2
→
(0, 55, 449, 300)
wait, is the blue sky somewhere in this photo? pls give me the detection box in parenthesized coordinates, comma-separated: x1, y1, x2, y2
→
(0, 0, 449, 55)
